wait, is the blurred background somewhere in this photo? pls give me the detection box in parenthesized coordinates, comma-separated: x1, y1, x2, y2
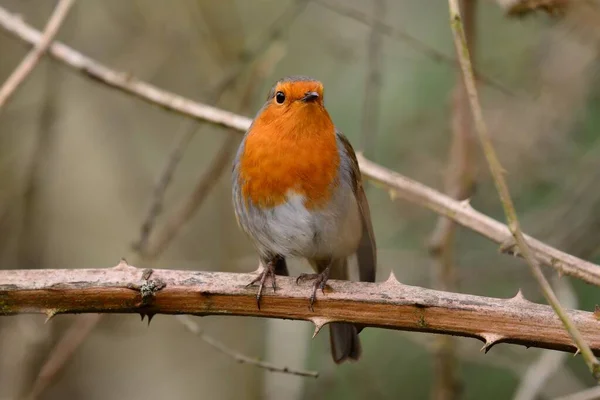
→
(1, 0, 600, 399)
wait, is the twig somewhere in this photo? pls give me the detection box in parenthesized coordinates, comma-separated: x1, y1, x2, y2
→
(177, 315, 318, 378)
(1, 262, 600, 355)
(448, 0, 600, 380)
(0, 0, 74, 109)
(359, 0, 384, 158)
(554, 386, 600, 400)
(1, 5, 599, 286)
(313, 0, 515, 97)
(26, 314, 101, 400)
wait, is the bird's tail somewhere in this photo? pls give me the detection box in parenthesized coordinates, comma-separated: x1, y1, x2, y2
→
(328, 258, 362, 364)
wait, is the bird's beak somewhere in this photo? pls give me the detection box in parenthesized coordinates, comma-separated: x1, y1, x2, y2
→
(301, 91, 319, 103)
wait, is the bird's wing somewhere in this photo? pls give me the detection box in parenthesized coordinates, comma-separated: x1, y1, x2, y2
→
(336, 130, 377, 283)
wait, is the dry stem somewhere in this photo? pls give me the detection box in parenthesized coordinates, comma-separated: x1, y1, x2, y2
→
(1, 262, 600, 356)
(448, 0, 600, 379)
(0, 0, 74, 109)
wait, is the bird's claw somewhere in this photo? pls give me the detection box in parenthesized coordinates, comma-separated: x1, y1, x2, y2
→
(247, 262, 276, 310)
(296, 270, 330, 312)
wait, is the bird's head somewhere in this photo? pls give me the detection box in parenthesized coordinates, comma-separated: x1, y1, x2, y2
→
(251, 76, 334, 137)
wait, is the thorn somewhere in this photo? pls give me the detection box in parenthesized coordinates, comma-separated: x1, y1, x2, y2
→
(45, 309, 57, 323)
(383, 270, 402, 286)
(574, 348, 581, 357)
(480, 334, 504, 353)
(510, 289, 529, 303)
(140, 312, 146, 321)
(146, 313, 155, 326)
(114, 258, 131, 270)
(310, 317, 331, 339)
(499, 238, 518, 256)
(459, 198, 472, 208)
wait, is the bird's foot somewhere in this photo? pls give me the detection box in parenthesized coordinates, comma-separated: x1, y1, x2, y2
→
(246, 261, 277, 310)
(296, 267, 330, 312)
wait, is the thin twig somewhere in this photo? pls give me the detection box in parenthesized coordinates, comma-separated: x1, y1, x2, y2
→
(177, 315, 318, 378)
(313, 0, 515, 97)
(359, 0, 384, 158)
(448, 0, 600, 380)
(1, 263, 600, 356)
(1, 5, 599, 287)
(0, 0, 74, 109)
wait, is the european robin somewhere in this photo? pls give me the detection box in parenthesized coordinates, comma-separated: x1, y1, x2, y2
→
(232, 75, 377, 363)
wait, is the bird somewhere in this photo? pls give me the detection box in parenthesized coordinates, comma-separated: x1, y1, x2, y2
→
(231, 75, 377, 363)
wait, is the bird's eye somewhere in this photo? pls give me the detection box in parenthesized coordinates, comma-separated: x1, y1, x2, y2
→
(275, 91, 285, 104)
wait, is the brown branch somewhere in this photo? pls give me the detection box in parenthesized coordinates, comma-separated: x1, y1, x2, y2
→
(448, 0, 600, 380)
(1, 3, 599, 287)
(0, 0, 74, 109)
(176, 315, 318, 378)
(1, 262, 600, 356)
(0, 6, 251, 131)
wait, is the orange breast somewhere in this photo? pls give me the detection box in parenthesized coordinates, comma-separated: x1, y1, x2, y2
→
(239, 126, 340, 210)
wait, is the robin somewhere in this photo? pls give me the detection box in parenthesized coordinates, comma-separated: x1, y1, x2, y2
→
(232, 75, 377, 363)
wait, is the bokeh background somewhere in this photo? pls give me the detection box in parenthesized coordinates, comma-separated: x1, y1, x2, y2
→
(1, 0, 600, 399)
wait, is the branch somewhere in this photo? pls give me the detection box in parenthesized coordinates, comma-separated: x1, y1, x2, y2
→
(1, 262, 599, 356)
(1, 4, 599, 286)
(448, 0, 600, 380)
(358, 155, 600, 286)
(0, 0, 74, 109)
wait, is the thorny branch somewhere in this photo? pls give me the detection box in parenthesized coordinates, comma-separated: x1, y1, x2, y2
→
(448, 0, 600, 380)
(1, 6, 598, 289)
(0, 0, 74, 109)
(1, 262, 599, 357)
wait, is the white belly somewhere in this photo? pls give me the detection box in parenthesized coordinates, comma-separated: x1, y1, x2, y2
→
(245, 188, 362, 260)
